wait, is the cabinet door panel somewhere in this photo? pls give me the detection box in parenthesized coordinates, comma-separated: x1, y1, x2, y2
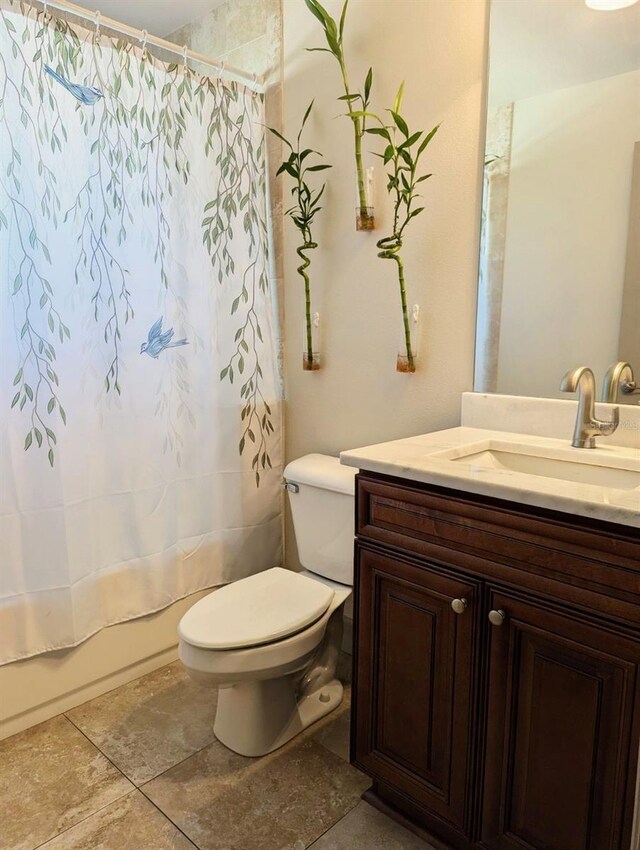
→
(353, 546, 479, 838)
(482, 590, 640, 850)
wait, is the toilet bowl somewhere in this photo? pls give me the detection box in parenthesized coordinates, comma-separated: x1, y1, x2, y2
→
(178, 454, 357, 757)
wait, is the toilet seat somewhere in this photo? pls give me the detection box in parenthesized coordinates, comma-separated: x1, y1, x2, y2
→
(178, 567, 335, 650)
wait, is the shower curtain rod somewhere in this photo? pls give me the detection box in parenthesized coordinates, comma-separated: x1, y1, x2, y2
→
(33, 0, 266, 92)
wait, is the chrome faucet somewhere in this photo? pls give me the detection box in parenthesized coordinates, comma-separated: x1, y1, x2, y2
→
(560, 366, 619, 448)
(602, 361, 639, 403)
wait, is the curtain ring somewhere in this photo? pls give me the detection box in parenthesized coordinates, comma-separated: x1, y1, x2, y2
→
(95, 10, 101, 38)
(43, 0, 48, 15)
(140, 29, 148, 51)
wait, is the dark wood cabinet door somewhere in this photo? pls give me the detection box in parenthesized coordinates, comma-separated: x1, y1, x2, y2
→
(482, 589, 640, 850)
(352, 545, 480, 842)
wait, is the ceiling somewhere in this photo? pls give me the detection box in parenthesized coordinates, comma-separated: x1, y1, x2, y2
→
(79, 0, 223, 37)
(489, 0, 640, 106)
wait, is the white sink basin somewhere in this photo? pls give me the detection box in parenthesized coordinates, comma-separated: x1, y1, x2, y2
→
(434, 441, 640, 491)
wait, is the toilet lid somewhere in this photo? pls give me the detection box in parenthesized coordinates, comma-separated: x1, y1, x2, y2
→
(178, 567, 335, 650)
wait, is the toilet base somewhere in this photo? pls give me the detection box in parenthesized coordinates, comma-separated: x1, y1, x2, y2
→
(214, 676, 344, 757)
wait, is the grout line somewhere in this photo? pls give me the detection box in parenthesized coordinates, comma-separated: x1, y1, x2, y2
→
(37, 716, 200, 850)
(136, 735, 218, 786)
(30, 787, 136, 850)
(305, 797, 364, 849)
(64, 707, 218, 788)
(137, 785, 200, 849)
(63, 712, 135, 781)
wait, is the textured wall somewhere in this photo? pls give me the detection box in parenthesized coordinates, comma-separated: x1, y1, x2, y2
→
(283, 0, 488, 566)
(170, 0, 282, 79)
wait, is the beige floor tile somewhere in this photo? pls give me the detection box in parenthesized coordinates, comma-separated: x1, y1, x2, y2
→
(144, 734, 371, 850)
(308, 802, 436, 849)
(66, 662, 216, 785)
(0, 715, 133, 850)
(38, 790, 196, 850)
(310, 686, 351, 762)
(311, 709, 351, 763)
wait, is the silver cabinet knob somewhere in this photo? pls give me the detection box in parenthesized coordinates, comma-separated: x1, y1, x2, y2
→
(488, 609, 506, 626)
(451, 598, 468, 615)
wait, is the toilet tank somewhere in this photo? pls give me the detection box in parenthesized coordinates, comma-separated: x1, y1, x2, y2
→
(284, 454, 357, 586)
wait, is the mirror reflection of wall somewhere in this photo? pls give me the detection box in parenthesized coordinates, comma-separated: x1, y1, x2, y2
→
(476, 0, 640, 403)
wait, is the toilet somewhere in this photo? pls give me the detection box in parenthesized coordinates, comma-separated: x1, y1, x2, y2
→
(178, 454, 357, 757)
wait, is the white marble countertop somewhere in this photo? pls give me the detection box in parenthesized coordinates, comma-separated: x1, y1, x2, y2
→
(340, 426, 640, 529)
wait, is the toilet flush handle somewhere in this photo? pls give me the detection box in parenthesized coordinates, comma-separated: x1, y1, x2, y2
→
(281, 481, 299, 494)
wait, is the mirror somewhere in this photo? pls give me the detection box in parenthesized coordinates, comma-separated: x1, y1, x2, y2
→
(475, 0, 640, 404)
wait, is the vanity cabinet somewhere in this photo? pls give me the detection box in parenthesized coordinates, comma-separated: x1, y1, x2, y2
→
(353, 547, 480, 838)
(351, 472, 640, 850)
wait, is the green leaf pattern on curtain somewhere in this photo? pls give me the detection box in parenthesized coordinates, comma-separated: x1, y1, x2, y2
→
(0, 0, 275, 481)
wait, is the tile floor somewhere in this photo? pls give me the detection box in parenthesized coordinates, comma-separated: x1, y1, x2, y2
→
(1, 661, 435, 850)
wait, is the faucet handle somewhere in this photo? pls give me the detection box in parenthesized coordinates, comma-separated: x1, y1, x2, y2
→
(594, 404, 619, 436)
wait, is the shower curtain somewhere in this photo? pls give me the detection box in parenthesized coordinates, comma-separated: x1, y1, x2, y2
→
(0, 1, 282, 663)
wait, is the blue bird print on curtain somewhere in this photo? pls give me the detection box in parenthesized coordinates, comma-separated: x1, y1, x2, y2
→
(140, 318, 189, 359)
(44, 65, 104, 105)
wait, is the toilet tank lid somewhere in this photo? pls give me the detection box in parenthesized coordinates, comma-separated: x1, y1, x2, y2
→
(284, 454, 357, 495)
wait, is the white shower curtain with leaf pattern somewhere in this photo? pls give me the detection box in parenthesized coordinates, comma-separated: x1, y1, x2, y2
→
(0, 0, 282, 663)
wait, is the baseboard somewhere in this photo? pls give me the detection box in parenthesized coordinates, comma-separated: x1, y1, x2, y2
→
(0, 645, 181, 740)
(0, 589, 211, 740)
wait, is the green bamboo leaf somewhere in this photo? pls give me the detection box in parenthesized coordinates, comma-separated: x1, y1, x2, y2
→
(399, 131, 422, 150)
(48, 448, 55, 467)
(300, 100, 314, 131)
(338, 0, 349, 37)
(268, 127, 293, 148)
(366, 127, 390, 139)
(393, 82, 405, 114)
(304, 0, 327, 27)
(364, 67, 373, 102)
(417, 123, 440, 156)
(390, 111, 409, 137)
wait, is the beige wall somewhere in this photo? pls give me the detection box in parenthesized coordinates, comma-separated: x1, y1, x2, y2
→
(283, 0, 488, 565)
